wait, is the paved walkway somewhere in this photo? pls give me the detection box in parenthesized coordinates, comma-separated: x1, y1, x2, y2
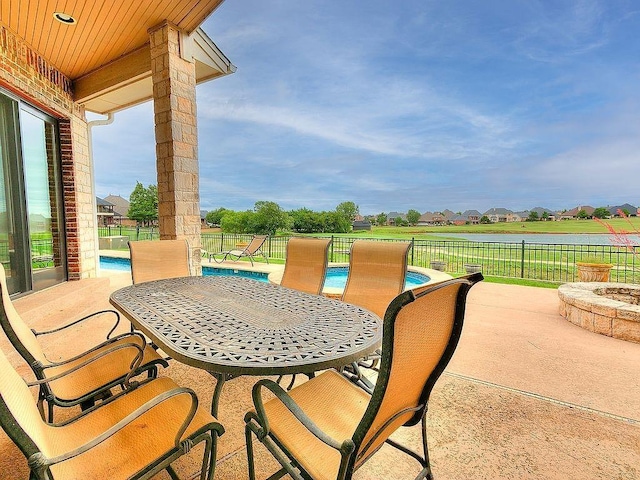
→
(1, 270, 639, 479)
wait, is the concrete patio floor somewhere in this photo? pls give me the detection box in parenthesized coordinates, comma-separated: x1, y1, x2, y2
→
(1, 266, 639, 479)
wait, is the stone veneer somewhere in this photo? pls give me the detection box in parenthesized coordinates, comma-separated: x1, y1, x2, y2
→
(558, 282, 640, 344)
(149, 21, 202, 275)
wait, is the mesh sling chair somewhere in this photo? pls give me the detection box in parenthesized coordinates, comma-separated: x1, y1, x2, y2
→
(341, 240, 411, 378)
(0, 346, 224, 480)
(245, 273, 483, 480)
(0, 264, 168, 422)
(129, 239, 191, 284)
(280, 237, 333, 295)
(210, 235, 269, 266)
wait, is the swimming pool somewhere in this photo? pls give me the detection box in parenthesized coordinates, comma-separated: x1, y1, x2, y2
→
(323, 266, 430, 289)
(99, 257, 431, 289)
(100, 256, 270, 282)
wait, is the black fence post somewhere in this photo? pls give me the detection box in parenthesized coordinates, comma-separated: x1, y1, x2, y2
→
(411, 237, 415, 266)
(330, 235, 335, 262)
(521, 240, 525, 278)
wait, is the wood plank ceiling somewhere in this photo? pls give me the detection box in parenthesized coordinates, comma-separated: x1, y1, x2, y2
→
(0, 0, 225, 80)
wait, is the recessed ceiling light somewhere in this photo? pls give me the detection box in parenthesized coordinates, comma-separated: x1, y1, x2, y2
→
(53, 12, 76, 25)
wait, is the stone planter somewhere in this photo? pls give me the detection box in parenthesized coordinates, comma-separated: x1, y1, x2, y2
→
(430, 260, 447, 271)
(576, 262, 613, 282)
(464, 264, 482, 274)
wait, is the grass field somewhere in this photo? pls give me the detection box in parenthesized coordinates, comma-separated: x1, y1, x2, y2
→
(356, 217, 640, 237)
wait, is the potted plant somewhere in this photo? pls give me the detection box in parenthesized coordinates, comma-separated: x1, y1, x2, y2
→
(576, 255, 613, 282)
(430, 260, 447, 271)
(464, 263, 482, 274)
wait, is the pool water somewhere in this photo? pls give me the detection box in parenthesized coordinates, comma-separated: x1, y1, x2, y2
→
(100, 256, 269, 282)
(324, 266, 430, 289)
(99, 258, 430, 288)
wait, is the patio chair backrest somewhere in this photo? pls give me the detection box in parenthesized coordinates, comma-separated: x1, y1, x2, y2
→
(244, 235, 268, 254)
(0, 345, 50, 461)
(354, 274, 482, 464)
(341, 240, 411, 318)
(280, 237, 332, 295)
(0, 264, 48, 367)
(129, 239, 190, 284)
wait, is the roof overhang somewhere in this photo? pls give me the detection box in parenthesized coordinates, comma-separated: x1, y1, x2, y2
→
(75, 28, 235, 114)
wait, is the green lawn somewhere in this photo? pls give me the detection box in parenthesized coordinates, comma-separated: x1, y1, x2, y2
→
(358, 218, 640, 238)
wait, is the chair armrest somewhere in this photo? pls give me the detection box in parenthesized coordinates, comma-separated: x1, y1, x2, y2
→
(27, 387, 209, 472)
(33, 309, 122, 340)
(246, 379, 355, 456)
(39, 331, 148, 366)
(28, 341, 145, 389)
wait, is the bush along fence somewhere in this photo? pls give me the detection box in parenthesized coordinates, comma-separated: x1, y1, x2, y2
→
(99, 228, 640, 284)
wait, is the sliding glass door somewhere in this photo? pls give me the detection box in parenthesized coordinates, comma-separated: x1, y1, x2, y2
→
(0, 90, 66, 295)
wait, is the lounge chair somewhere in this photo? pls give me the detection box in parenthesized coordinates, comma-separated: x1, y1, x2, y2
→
(280, 237, 332, 295)
(0, 264, 168, 422)
(129, 239, 191, 284)
(245, 273, 484, 480)
(210, 235, 269, 266)
(0, 345, 224, 480)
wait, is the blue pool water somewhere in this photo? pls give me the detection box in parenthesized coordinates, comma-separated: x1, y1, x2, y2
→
(100, 256, 269, 282)
(100, 257, 430, 288)
(323, 266, 430, 289)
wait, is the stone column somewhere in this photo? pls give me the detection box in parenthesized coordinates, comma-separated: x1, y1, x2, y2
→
(149, 21, 202, 274)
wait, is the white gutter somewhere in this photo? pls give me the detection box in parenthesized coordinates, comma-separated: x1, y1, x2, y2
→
(87, 113, 115, 277)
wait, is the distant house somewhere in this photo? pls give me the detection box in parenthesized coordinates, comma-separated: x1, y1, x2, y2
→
(96, 197, 115, 226)
(352, 220, 372, 231)
(530, 207, 556, 220)
(387, 212, 407, 225)
(461, 210, 482, 224)
(607, 204, 637, 217)
(483, 207, 513, 223)
(200, 210, 209, 227)
(561, 205, 595, 219)
(418, 211, 446, 225)
(104, 194, 136, 226)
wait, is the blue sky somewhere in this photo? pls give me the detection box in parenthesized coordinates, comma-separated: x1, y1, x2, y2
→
(92, 0, 640, 216)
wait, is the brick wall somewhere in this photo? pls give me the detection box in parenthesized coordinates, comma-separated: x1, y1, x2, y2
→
(0, 22, 95, 280)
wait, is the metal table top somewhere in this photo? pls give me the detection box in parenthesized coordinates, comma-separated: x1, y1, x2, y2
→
(109, 276, 382, 376)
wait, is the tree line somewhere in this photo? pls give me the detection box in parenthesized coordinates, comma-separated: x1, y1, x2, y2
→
(126, 182, 365, 234)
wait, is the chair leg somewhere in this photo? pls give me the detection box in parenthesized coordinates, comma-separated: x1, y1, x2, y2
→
(246, 424, 257, 480)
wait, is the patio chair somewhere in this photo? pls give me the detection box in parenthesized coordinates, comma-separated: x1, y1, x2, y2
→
(245, 273, 483, 480)
(0, 345, 224, 480)
(0, 264, 168, 422)
(280, 237, 332, 295)
(341, 240, 411, 318)
(129, 239, 191, 284)
(210, 235, 269, 266)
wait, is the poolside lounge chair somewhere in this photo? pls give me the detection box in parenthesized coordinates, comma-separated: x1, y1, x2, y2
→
(0, 345, 224, 480)
(245, 273, 483, 480)
(129, 239, 191, 284)
(210, 235, 269, 266)
(0, 264, 168, 422)
(280, 237, 332, 295)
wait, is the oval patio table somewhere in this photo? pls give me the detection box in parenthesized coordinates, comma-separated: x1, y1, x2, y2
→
(109, 276, 382, 416)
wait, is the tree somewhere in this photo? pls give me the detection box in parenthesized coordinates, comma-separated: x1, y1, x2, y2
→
(206, 207, 231, 226)
(394, 216, 407, 227)
(220, 210, 254, 233)
(542, 211, 550, 221)
(527, 211, 539, 222)
(128, 182, 158, 226)
(577, 209, 588, 219)
(480, 215, 491, 224)
(289, 208, 324, 233)
(592, 207, 610, 219)
(376, 213, 388, 226)
(406, 209, 421, 225)
(252, 201, 291, 235)
(335, 202, 359, 222)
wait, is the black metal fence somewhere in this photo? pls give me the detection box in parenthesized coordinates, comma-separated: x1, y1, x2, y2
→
(99, 228, 640, 284)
